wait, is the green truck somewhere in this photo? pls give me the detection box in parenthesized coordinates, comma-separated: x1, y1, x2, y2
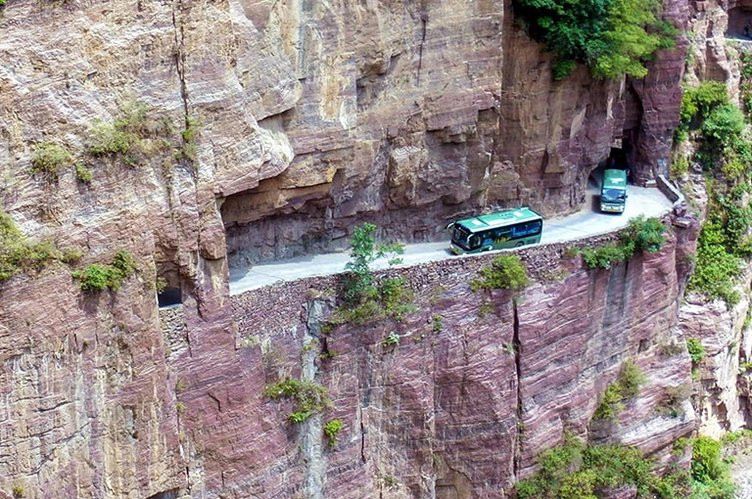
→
(600, 169, 628, 213)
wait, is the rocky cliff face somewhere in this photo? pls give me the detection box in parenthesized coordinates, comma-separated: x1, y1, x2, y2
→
(167, 224, 697, 498)
(676, 0, 752, 440)
(0, 0, 699, 497)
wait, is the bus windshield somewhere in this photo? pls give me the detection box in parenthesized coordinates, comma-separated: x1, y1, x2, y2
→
(452, 225, 481, 250)
(602, 188, 626, 202)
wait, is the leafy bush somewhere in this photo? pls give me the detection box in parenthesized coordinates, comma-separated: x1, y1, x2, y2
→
(593, 383, 625, 420)
(31, 142, 72, 180)
(382, 331, 400, 347)
(624, 216, 666, 253)
(691, 436, 735, 498)
(513, 0, 674, 80)
(671, 155, 689, 178)
(331, 223, 413, 326)
(593, 359, 646, 420)
(263, 378, 332, 424)
(516, 433, 690, 498)
(581, 243, 630, 269)
(86, 101, 171, 166)
(0, 211, 60, 281)
(75, 163, 93, 184)
(701, 104, 745, 144)
(688, 221, 741, 305)
(582, 217, 666, 270)
(686, 338, 705, 364)
(471, 254, 529, 291)
(680, 82, 729, 131)
(323, 418, 343, 446)
(71, 250, 136, 292)
(431, 314, 444, 332)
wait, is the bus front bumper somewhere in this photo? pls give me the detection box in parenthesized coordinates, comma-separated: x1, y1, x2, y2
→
(600, 204, 625, 213)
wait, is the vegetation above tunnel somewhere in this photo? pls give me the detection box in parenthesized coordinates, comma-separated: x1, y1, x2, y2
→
(513, 0, 676, 79)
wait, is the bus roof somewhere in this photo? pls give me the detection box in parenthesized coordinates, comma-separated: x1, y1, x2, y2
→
(603, 169, 627, 189)
(455, 207, 542, 233)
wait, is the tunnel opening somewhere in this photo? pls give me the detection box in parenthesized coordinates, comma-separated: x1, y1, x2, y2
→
(156, 263, 182, 308)
(590, 138, 633, 184)
(146, 489, 179, 499)
(727, 6, 752, 39)
(587, 135, 633, 213)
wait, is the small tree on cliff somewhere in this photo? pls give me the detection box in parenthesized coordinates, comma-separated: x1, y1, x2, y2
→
(342, 223, 404, 305)
(334, 223, 413, 325)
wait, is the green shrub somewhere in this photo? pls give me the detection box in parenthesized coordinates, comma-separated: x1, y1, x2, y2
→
(0, 211, 60, 281)
(691, 436, 735, 498)
(625, 216, 667, 253)
(431, 314, 444, 332)
(659, 383, 692, 418)
(11, 484, 24, 498)
(330, 223, 413, 326)
(86, 101, 171, 166)
(618, 359, 647, 397)
(323, 418, 343, 446)
(593, 383, 625, 420)
(593, 359, 646, 421)
(680, 82, 729, 131)
(582, 217, 666, 270)
(516, 433, 690, 498)
(581, 243, 629, 269)
(471, 254, 529, 291)
(263, 378, 332, 424)
(59, 247, 84, 264)
(382, 331, 400, 347)
(513, 0, 674, 80)
(671, 155, 689, 178)
(31, 142, 72, 180)
(176, 116, 201, 161)
(688, 221, 741, 305)
(552, 60, 577, 80)
(71, 250, 136, 292)
(75, 162, 93, 184)
(701, 104, 745, 144)
(686, 338, 705, 364)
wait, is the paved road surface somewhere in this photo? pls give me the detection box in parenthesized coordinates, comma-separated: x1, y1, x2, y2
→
(229, 185, 674, 295)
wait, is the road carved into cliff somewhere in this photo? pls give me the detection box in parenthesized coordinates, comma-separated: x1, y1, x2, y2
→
(228, 185, 674, 295)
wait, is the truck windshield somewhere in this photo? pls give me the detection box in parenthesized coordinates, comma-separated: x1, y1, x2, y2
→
(602, 188, 626, 202)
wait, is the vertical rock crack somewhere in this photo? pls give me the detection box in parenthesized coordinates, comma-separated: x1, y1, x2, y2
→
(512, 298, 523, 478)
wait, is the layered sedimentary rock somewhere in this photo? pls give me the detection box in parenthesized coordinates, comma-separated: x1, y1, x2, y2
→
(0, 0, 697, 496)
(160, 225, 697, 498)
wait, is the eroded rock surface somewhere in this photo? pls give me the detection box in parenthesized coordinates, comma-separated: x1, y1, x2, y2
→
(0, 0, 697, 496)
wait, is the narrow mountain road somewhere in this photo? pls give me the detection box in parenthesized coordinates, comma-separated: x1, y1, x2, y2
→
(229, 185, 674, 295)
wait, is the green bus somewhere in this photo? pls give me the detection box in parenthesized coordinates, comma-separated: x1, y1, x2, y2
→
(600, 169, 628, 213)
(448, 207, 543, 255)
